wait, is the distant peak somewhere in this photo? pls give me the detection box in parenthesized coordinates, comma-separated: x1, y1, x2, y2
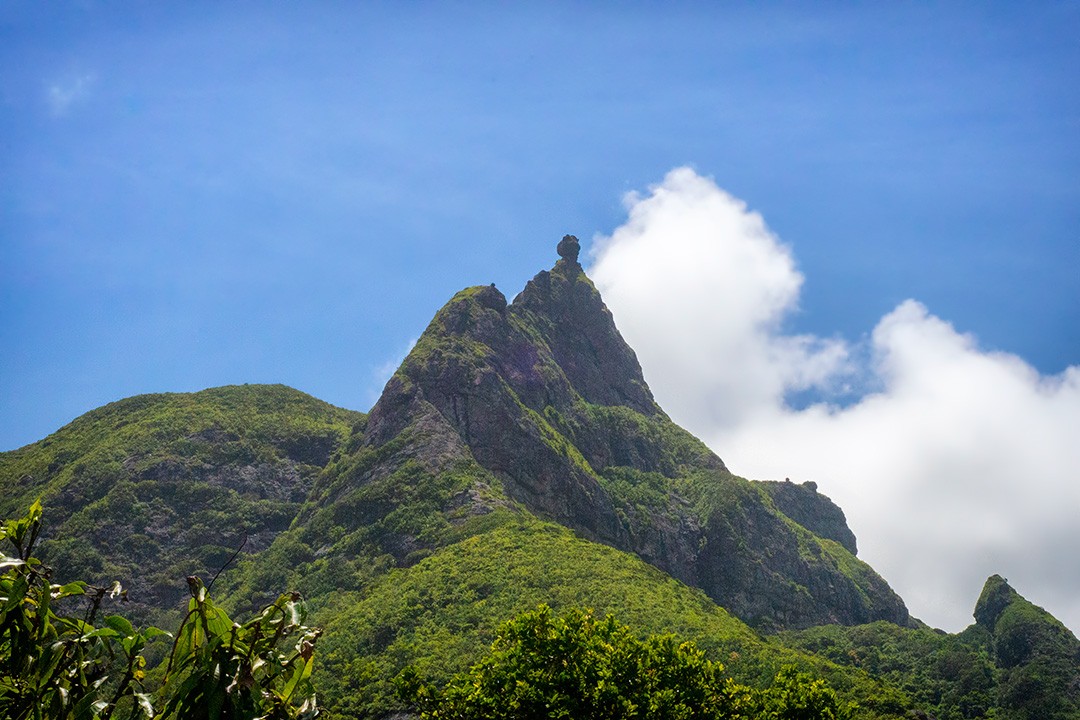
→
(974, 574, 1017, 629)
(557, 234, 581, 264)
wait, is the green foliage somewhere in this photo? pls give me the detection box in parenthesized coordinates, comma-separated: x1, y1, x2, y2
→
(312, 517, 902, 719)
(778, 622, 999, 719)
(759, 667, 850, 720)
(157, 578, 320, 720)
(0, 504, 322, 720)
(974, 575, 1080, 719)
(1, 501, 165, 719)
(400, 605, 852, 720)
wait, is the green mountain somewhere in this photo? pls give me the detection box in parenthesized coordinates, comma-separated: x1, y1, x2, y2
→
(0, 384, 361, 624)
(2, 236, 1077, 719)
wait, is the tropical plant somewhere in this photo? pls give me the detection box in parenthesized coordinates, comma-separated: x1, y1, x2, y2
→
(0, 502, 320, 720)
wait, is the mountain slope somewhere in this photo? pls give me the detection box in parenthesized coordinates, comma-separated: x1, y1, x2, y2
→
(974, 575, 1080, 718)
(288, 236, 907, 631)
(309, 515, 910, 718)
(0, 384, 361, 619)
(7, 237, 1076, 719)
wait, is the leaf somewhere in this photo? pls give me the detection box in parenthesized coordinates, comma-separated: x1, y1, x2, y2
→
(2, 575, 28, 611)
(205, 605, 234, 638)
(283, 656, 315, 700)
(53, 581, 88, 599)
(104, 614, 135, 637)
(133, 692, 155, 718)
(83, 627, 121, 639)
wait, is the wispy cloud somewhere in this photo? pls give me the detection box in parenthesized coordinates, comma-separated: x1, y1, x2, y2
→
(46, 73, 96, 116)
(590, 167, 1080, 634)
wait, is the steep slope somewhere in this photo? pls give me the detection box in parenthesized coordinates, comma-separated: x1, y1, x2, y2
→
(310, 515, 909, 718)
(0, 384, 360, 620)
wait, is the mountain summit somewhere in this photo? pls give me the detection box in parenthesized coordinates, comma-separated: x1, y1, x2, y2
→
(309, 236, 909, 631)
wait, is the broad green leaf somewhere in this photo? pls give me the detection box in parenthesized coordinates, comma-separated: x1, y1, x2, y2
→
(53, 581, 88, 598)
(83, 627, 121, 639)
(104, 614, 135, 637)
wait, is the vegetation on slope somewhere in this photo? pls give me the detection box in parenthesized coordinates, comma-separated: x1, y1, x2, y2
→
(0, 384, 361, 623)
(0, 503, 321, 720)
(401, 605, 852, 720)
(779, 579, 1080, 720)
(307, 515, 909, 719)
(2, 243, 1077, 719)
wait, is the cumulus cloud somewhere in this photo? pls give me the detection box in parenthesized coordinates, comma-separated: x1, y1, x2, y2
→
(589, 167, 1080, 633)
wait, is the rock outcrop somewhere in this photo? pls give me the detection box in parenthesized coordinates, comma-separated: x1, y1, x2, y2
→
(760, 479, 858, 555)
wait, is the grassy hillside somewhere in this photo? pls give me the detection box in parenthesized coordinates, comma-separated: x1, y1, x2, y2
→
(295, 515, 910, 719)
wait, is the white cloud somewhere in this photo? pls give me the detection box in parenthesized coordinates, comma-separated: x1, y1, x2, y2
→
(47, 73, 96, 116)
(590, 167, 850, 433)
(589, 167, 1080, 634)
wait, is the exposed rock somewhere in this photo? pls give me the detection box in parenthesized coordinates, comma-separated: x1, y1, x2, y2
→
(557, 233, 580, 263)
(760, 478, 858, 555)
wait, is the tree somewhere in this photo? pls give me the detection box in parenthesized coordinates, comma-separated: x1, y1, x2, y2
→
(399, 604, 851, 720)
(0, 502, 321, 720)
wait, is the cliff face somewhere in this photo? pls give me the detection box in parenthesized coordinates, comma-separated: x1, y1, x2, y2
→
(760, 479, 858, 555)
(337, 236, 908, 631)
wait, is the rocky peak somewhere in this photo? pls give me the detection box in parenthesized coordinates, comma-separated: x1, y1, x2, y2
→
(761, 479, 858, 555)
(353, 236, 908, 632)
(971, 574, 1080, 710)
(510, 238, 657, 414)
(974, 574, 1017, 630)
(557, 233, 581, 263)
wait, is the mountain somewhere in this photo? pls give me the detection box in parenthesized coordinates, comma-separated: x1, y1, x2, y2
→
(973, 575, 1080, 717)
(2, 236, 1077, 719)
(0, 384, 361, 623)
(294, 234, 907, 632)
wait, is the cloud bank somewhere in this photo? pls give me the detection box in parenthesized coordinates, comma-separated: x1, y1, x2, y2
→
(589, 167, 1080, 633)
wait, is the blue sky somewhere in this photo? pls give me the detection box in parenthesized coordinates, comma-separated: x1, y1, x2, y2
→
(3, 3, 1079, 631)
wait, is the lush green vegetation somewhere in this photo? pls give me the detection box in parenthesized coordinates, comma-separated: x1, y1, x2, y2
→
(780, 597, 1080, 720)
(0, 385, 360, 625)
(3, 248, 1078, 720)
(778, 623, 996, 720)
(0, 503, 321, 720)
(400, 605, 851, 719)
(974, 575, 1080, 718)
(303, 516, 910, 719)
